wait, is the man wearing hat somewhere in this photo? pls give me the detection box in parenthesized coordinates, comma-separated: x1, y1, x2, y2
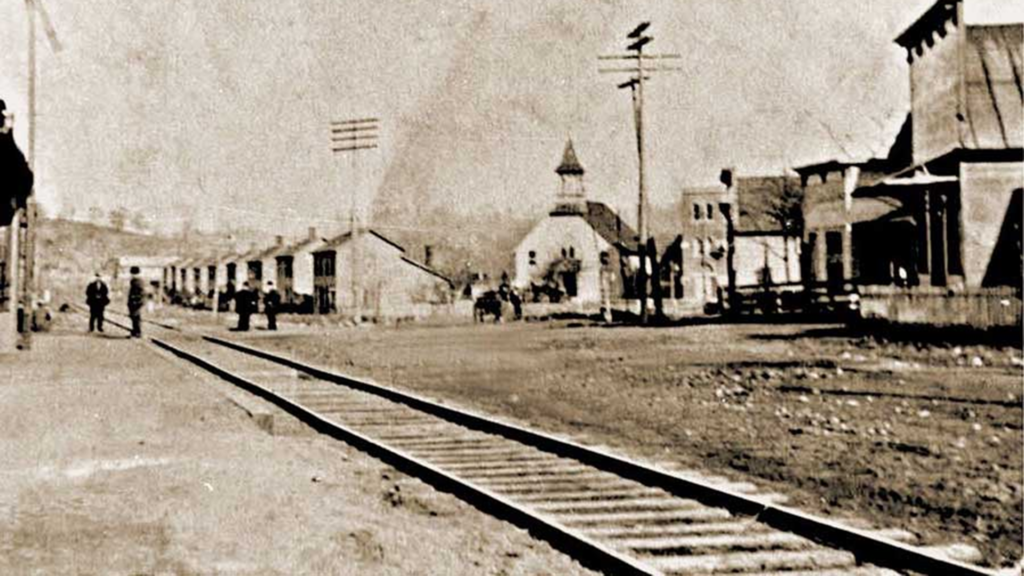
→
(127, 266, 145, 337)
(85, 273, 110, 332)
(263, 281, 280, 331)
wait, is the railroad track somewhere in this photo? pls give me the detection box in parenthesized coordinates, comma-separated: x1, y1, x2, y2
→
(77, 308, 994, 575)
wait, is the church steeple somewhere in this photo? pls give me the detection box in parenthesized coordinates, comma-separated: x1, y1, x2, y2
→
(552, 139, 586, 215)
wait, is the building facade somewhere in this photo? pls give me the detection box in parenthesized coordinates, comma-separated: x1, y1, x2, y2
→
(513, 140, 638, 305)
(312, 228, 452, 318)
(678, 186, 730, 304)
(855, 0, 1022, 291)
(277, 227, 326, 312)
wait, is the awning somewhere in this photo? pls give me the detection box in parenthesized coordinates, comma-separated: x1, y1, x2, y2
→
(854, 165, 959, 197)
(805, 197, 909, 229)
(874, 173, 958, 187)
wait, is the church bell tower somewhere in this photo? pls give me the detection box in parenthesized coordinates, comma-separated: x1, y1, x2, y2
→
(552, 139, 587, 216)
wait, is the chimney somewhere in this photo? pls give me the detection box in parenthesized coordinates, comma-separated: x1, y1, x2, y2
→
(308, 226, 318, 241)
(424, 245, 433, 267)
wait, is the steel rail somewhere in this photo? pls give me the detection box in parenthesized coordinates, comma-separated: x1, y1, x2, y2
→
(150, 336, 657, 576)
(72, 304, 994, 576)
(199, 334, 996, 576)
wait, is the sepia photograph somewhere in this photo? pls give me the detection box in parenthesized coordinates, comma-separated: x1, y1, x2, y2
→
(1, 0, 1022, 574)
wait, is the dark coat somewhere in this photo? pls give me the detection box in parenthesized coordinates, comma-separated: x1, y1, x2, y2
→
(236, 288, 257, 315)
(128, 277, 145, 313)
(0, 121, 33, 227)
(263, 289, 281, 313)
(86, 280, 110, 308)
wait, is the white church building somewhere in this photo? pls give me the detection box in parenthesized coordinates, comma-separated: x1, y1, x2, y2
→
(513, 140, 638, 304)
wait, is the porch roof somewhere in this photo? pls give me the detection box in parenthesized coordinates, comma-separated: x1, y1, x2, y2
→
(855, 165, 959, 197)
(806, 197, 910, 229)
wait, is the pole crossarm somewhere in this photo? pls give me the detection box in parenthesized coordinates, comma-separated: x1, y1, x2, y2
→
(331, 144, 378, 153)
(330, 125, 378, 134)
(330, 117, 379, 126)
(331, 133, 379, 144)
(599, 66, 681, 74)
(597, 54, 680, 60)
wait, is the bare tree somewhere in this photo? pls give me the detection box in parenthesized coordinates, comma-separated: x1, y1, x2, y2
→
(765, 177, 804, 235)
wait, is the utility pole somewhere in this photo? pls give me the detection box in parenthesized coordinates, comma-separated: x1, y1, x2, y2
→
(18, 0, 60, 349)
(330, 117, 378, 322)
(600, 22, 679, 324)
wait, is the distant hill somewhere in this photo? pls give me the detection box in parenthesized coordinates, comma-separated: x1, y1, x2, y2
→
(35, 218, 210, 304)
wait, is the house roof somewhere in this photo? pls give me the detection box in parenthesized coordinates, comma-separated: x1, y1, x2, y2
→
(256, 241, 289, 261)
(115, 255, 179, 268)
(963, 25, 1023, 150)
(582, 201, 638, 249)
(805, 197, 910, 229)
(278, 234, 326, 257)
(315, 228, 406, 253)
(555, 139, 585, 176)
(238, 246, 265, 264)
(400, 256, 454, 287)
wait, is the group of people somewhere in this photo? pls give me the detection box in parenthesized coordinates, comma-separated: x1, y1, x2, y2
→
(85, 266, 145, 337)
(86, 272, 280, 336)
(232, 280, 280, 332)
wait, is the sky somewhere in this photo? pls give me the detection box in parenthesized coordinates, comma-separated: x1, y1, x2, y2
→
(0, 0, 1019, 238)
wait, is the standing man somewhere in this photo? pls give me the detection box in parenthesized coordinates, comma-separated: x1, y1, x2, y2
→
(127, 266, 145, 338)
(235, 281, 253, 331)
(85, 273, 109, 332)
(263, 281, 280, 331)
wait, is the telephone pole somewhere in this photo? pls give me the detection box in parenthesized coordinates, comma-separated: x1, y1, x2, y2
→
(600, 22, 679, 324)
(18, 0, 60, 349)
(330, 117, 379, 322)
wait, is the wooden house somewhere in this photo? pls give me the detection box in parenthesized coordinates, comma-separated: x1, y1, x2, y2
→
(276, 227, 326, 312)
(311, 228, 452, 319)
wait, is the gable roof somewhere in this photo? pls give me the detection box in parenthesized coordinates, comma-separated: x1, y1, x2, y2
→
(315, 228, 407, 253)
(278, 235, 326, 257)
(583, 201, 638, 249)
(256, 241, 289, 261)
(400, 256, 454, 287)
(963, 25, 1023, 150)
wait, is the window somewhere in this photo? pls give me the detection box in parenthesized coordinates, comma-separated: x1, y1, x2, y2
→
(561, 248, 567, 258)
(693, 203, 702, 221)
(528, 250, 536, 266)
(696, 238, 705, 257)
(568, 246, 575, 259)
(706, 203, 715, 220)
